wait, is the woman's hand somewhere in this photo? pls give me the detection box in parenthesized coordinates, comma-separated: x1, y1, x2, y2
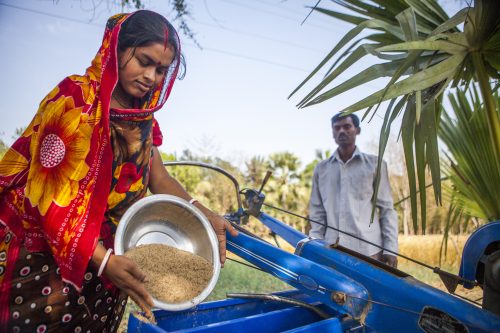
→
(92, 244, 153, 315)
(203, 210, 239, 267)
(104, 255, 154, 314)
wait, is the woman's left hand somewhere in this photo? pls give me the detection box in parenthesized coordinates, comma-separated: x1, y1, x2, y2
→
(203, 210, 238, 267)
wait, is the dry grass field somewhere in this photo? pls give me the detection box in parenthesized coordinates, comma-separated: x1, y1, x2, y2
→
(118, 234, 484, 332)
(398, 235, 482, 301)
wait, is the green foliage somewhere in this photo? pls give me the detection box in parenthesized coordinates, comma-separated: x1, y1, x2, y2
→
(155, 142, 474, 238)
(120, 0, 144, 9)
(440, 86, 500, 221)
(290, 0, 500, 234)
(160, 149, 245, 215)
(207, 259, 291, 301)
(244, 155, 267, 189)
(161, 152, 204, 193)
(264, 152, 310, 233)
(158, 149, 315, 235)
(301, 149, 332, 193)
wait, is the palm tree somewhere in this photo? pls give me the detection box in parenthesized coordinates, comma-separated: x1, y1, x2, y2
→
(440, 86, 500, 222)
(290, 0, 500, 233)
(245, 155, 268, 189)
(266, 152, 309, 232)
(301, 149, 332, 192)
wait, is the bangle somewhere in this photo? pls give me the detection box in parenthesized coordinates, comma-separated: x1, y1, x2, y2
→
(189, 198, 198, 205)
(97, 248, 113, 277)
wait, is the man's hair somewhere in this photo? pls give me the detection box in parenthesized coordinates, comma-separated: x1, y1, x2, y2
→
(331, 113, 360, 128)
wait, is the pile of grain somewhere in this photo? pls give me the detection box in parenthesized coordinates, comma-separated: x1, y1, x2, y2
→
(125, 243, 213, 303)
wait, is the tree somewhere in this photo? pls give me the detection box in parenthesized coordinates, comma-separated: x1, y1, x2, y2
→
(265, 152, 309, 233)
(56, 1, 197, 43)
(440, 86, 500, 222)
(245, 155, 268, 189)
(290, 0, 500, 233)
(301, 149, 332, 191)
(160, 150, 203, 194)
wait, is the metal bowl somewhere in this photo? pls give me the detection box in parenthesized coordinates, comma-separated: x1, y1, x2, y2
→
(114, 194, 221, 311)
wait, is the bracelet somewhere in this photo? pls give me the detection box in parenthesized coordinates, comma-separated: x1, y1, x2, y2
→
(189, 198, 198, 205)
(97, 248, 113, 277)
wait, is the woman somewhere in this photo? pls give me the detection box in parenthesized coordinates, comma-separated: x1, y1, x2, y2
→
(0, 10, 237, 332)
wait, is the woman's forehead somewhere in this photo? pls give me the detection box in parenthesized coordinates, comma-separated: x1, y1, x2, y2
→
(135, 43, 175, 66)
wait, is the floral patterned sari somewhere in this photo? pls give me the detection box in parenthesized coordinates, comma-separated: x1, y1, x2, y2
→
(0, 10, 180, 332)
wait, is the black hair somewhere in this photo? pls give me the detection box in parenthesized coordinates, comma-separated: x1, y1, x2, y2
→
(331, 112, 360, 128)
(118, 10, 185, 78)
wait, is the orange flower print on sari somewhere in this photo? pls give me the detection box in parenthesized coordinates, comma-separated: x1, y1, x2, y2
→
(25, 96, 92, 216)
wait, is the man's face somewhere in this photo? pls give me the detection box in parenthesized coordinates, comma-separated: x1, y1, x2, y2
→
(332, 116, 360, 147)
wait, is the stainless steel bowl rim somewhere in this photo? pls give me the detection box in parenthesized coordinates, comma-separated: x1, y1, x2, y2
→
(114, 194, 221, 311)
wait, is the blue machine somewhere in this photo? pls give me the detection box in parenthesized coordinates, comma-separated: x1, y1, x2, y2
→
(128, 163, 500, 333)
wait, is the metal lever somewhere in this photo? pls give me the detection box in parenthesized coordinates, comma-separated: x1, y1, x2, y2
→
(242, 171, 272, 218)
(258, 171, 272, 195)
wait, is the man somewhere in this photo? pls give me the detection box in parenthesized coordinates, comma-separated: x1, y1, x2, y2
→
(308, 113, 398, 267)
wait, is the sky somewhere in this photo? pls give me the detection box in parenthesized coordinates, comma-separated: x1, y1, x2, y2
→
(0, 0, 460, 168)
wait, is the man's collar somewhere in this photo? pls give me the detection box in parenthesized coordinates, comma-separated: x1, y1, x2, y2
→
(331, 146, 361, 163)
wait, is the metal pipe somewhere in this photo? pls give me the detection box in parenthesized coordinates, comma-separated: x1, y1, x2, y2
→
(163, 161, 243, 211)
(226, 293, 331, 319)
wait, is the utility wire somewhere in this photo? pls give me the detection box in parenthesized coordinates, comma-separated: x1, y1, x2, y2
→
(219, 0, 342, 32)
(262, 202, 478, 287)
(229, 225, 484, 322)
(194, 19, 327, 55)
(1, 1, 392, 129)
(0, 2, 387, 92)
(0, 2, 104, 28)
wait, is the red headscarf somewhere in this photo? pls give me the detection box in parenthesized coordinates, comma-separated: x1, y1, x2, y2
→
(0, 11, 181, 290)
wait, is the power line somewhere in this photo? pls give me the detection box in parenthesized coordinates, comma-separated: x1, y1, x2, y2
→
(0, 2, 363, 77)
(0, 2, 104, 28)
(182, 41, 312, 72)
(228, 0, 345, 28)
(194, 19, 327, 55)
(1, 1, 391, 115)
(251, 0, 326, 17)
(0, 2, 314, 73)
(218, 0, 345, 33)
(4, 1, 321, 56)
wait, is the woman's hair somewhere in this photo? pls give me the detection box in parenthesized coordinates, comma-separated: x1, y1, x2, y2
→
(118, 10, 185, 78)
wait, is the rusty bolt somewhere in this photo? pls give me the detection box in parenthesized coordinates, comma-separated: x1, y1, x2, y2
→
(331, 292, 346, 305)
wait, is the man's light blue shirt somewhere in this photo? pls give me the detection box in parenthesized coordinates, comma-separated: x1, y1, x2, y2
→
(308, 147, 398, 256)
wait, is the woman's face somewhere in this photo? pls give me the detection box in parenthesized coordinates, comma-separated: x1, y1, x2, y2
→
(117, 42, 175, 99)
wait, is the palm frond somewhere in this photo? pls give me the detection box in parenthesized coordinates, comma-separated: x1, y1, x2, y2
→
(291, 0, 500, 233)
(439, 86, 500, 221)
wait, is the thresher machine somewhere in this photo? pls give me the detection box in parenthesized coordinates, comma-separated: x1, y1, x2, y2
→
(127, 162, 500, 333)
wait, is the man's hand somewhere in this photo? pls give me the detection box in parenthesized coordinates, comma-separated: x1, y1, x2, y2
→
(204, 210, 238, 267)
(382, 254, 398, 268)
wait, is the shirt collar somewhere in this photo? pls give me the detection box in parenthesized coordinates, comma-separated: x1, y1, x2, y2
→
(330, 146, 362, 163)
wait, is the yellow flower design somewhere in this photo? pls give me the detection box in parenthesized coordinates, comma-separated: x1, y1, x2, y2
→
(25, 96, 92, 216)
(69, 75, 96, 104)
(23, 86, 60, 138)
(0, 148, 29, 177)
(87, 53, 102, 82)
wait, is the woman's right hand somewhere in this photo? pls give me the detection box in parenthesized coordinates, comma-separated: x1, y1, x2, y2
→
(92, 244, 153, 314)
(104, 254, 154, 314)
